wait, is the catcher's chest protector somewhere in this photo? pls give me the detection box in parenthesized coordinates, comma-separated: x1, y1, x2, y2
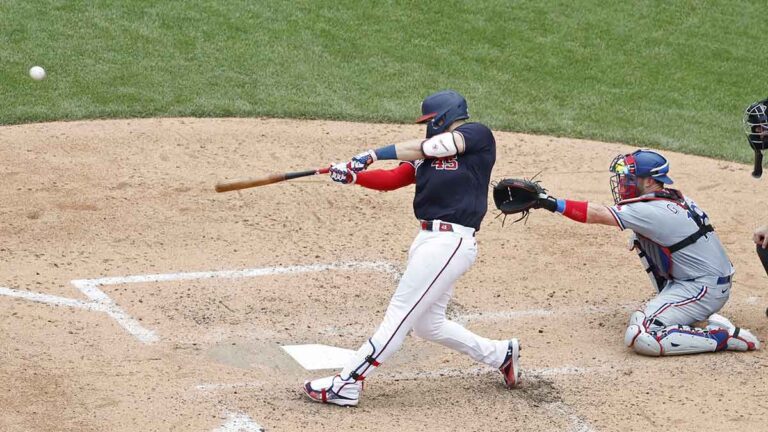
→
(621, 191, 715, 281)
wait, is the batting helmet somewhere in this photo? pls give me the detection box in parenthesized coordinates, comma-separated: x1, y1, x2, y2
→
(415, 90, 469, 138)
(609, 149, 673, 203)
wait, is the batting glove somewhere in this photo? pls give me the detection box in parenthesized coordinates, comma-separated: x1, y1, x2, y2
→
(329, 162, 357, 185)
(347, 150, 377, 173)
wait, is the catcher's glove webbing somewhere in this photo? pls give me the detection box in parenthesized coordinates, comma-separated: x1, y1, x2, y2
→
(493, 178, 545, 213)
(492, 178, 555, 224)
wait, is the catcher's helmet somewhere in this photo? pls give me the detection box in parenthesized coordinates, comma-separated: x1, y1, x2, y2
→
(609, 149, 673, 203)
(744, 98, 768, 151)
(415, 90, 469, 138)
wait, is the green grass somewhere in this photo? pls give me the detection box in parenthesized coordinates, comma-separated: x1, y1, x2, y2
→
(1, 0, 764, 161)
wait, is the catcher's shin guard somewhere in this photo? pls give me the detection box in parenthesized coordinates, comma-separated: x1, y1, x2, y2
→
(630, 326, 729, 356)
(624, 311, 731, 356)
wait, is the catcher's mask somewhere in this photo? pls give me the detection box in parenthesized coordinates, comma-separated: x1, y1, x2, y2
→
(415, 90, 469, 138)
(609, 149, 673, 204)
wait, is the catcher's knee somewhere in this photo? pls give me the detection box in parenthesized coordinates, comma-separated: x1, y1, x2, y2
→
(628, 331, 663, 356)
(624, 311, 648, 347)
(624, 311, 662, 356)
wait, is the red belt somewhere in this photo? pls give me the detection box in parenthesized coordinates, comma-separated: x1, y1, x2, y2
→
(420, 220, 455, 232)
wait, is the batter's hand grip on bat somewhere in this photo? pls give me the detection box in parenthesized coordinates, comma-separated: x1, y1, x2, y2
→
(753, 150, 763, 178)
(215, 167, 330, 192)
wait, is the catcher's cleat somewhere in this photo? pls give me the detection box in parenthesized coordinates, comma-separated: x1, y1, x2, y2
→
(707, 313, 761, 351)
(302, 375, 361, 407)
(499, 338, 521, 388)
(725, 327, 760, 351)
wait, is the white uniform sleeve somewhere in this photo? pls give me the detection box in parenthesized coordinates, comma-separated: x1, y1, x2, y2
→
(608, 202, 659, 238)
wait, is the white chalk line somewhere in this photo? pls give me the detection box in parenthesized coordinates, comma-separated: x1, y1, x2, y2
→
(453, 309, 553, 324)
(71, 261, 401, 287)
(545, 401, 597, 432)
(0, 261, 402, 345)
(212, 411, 263, 432)
(71, 280, 159, 343)
(0, 286, 108, 312)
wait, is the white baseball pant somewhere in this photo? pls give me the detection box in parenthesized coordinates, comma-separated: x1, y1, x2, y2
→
(341, 221, 509, 381)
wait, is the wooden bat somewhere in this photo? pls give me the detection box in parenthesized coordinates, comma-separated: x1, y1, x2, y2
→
(215, 167, 330, 193)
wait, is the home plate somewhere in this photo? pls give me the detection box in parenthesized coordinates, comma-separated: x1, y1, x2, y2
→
(281, 344, 355, 370)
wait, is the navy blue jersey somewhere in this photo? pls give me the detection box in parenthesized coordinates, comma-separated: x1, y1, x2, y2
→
(410, 122, 496, 230)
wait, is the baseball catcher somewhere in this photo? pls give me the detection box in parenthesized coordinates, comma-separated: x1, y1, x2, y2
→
(495, 149, 760, 356)
(302, 90, 520, 407)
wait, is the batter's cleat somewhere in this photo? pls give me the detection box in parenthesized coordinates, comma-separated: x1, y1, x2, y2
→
(302, 375, 361, 407)
(499, 338, 521, 388)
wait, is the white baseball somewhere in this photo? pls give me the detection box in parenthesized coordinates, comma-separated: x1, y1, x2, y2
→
(29, 66, 46, 81)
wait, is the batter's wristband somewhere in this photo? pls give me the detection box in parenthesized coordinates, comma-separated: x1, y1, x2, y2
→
(561, 200, 588, 223)
(374, 144, 397, 160)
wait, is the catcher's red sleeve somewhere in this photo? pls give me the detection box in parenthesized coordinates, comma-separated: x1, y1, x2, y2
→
(356, 162, 415, 191)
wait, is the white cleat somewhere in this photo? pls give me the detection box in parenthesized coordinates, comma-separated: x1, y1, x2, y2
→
(726, 327, 761, 352)
(707, 313, 760, 351)
(706, 313, 735, 331)
(499, 338, 521, 388)
(302, 375, 361, 407)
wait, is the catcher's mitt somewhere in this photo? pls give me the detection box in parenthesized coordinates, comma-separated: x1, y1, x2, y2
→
(492, 178, 547, 223)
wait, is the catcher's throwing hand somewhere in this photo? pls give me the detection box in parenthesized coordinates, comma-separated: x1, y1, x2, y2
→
(329, 162, 356, 184)
(492, 178, 559, 217)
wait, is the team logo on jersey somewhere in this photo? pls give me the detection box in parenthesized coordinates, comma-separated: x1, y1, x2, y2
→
(431, 157, 459, 171)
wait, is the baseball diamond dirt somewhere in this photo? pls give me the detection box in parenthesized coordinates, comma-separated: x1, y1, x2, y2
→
(1, 118, 766, 431)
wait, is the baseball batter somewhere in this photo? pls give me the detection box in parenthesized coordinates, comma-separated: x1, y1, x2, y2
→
(528, 149, 760, 356)
(302, 90, 521, 407)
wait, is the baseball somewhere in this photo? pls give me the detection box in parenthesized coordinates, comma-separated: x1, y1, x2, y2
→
(29, 66, 46, 81)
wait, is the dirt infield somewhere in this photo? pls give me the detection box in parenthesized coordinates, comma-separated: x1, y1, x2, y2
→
(1, 118, 766, 432)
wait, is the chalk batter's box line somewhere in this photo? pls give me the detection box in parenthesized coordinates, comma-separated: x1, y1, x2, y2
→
(1, 261, 402, 344)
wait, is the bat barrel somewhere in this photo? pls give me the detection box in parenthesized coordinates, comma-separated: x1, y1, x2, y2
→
(215, 167, 329, 192)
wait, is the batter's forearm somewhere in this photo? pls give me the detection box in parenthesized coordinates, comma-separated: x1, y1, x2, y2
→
(371, 132, 466, 162)
(392, 139, 427, 161)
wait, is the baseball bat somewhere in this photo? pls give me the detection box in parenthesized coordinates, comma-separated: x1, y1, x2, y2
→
(215, 167, 330, 193)
(752, 150, 763, 178)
